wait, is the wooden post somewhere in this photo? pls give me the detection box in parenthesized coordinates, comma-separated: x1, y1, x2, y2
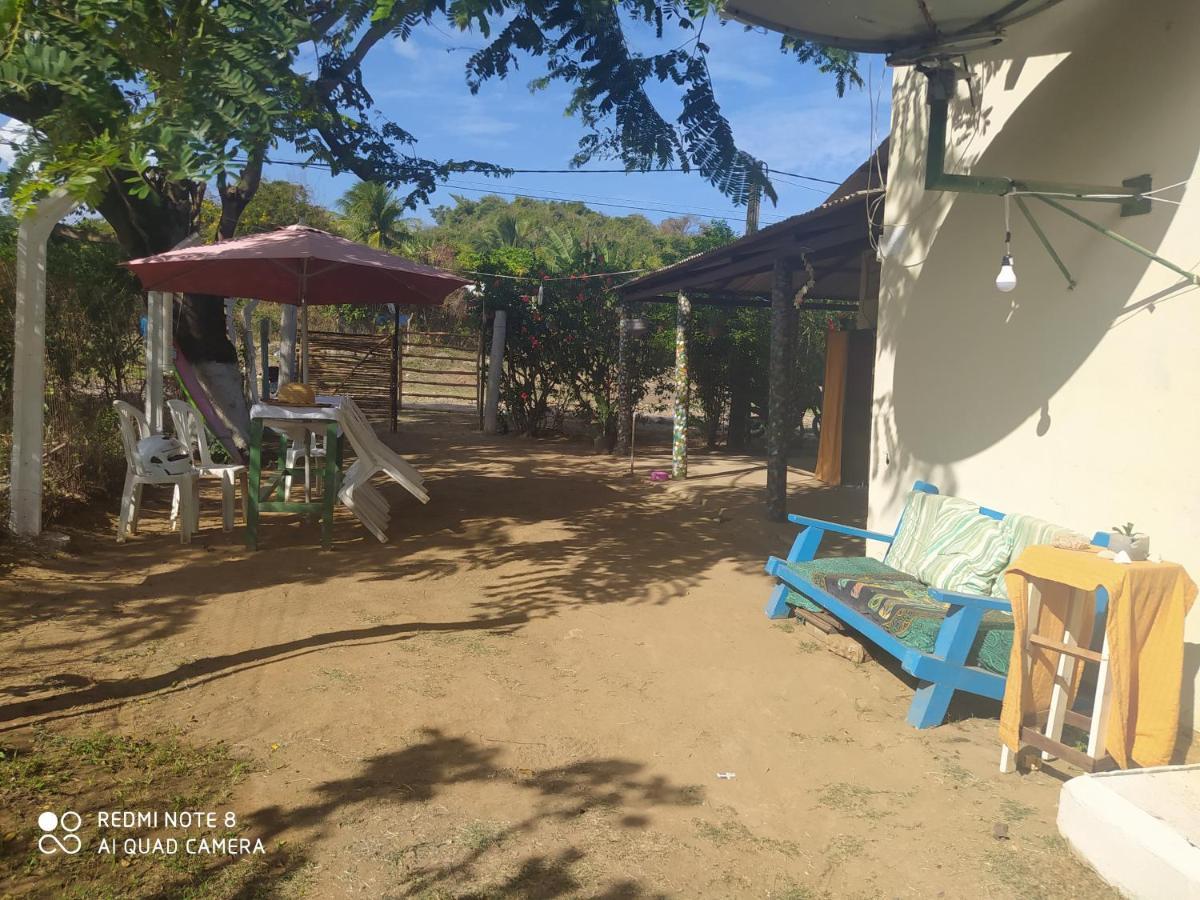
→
(477, 300, 487, 430)
(8, 189, 78, 537)
(242, 299, 260, 404)
(616, 302, 632, 456)
(672, 292, 691, 479)
(727, 171, 763, 452)
(259, 317, 270, 400)
(279, 305, 297, 385)
(390, 305, 400, 432)
(482, 310, 506, 434)
(767, 258, 793, 521)
(397, 315, 405, 413)
(300, 301, 310, 384)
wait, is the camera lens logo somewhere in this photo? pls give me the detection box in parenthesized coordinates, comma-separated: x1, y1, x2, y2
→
(37, 811, 82, 855)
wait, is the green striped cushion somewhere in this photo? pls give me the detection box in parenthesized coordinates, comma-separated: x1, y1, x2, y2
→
(915, 507, 1013, 595)
(883, 491, 980, 578)
(988, 513, 1078, 600)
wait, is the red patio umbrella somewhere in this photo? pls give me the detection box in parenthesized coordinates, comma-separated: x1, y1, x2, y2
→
(124, 225, 471, 381)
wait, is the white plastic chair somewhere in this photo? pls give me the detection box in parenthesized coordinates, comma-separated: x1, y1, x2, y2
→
(167, 398, 248, 531)
(282, 429, 327, 502)
(113, 400, 198, 543)
(336, 397, 429, 542)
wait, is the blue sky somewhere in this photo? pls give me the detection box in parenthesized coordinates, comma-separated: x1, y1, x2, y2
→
(0, 17, 890, 234)
(277, 18, 891, 233)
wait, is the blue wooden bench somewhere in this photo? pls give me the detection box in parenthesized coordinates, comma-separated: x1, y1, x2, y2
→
(764, 481, 1108, 728)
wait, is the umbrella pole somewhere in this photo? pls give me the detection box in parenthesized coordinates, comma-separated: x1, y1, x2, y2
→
(301, 300, 310, 384)
(300, 257, 310, 384)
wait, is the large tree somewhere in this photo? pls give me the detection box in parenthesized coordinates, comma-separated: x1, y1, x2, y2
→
(0, 0, 858, 444)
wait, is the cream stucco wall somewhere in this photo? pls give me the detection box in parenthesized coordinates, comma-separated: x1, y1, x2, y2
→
(870, 0, 1200, 727)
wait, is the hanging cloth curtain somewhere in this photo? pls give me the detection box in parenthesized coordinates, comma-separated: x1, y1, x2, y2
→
(814, 329, 848, 485)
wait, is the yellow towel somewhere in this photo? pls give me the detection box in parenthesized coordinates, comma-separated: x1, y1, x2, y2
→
(999, 545, 1196, 769)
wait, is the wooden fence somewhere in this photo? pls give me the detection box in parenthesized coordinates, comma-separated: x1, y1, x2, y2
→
(401, 328, 482, 417)
(307, 329, 399, 429)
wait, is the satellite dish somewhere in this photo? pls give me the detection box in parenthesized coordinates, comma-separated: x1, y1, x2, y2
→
(723, 0, 1066, 62)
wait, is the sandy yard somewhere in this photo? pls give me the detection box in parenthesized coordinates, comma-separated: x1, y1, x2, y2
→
(0, 411, 1130, 898)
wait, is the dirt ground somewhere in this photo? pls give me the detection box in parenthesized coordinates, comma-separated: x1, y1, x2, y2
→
(0, 411, 1138, 898)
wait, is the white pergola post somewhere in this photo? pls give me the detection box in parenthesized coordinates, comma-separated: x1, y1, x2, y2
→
(144, 234, 200, 434)
(279, 305, 297, 385)
(8, 189, 79, 537)
(145, 291, 166, 432)
(482, 309, 506, 434)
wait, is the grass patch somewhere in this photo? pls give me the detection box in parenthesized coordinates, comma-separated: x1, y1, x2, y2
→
(822, 833, 859, 870)
(694, 817, 754, 846)
(456, 820, 507, 853)
(772, 886, 832, 900)
(693, 808, 801, 856)
(0, 728, 307, 899)
(815, 782, 885, 818)
(984, 839, 1117, 899)
(999, 798, 1034, 824)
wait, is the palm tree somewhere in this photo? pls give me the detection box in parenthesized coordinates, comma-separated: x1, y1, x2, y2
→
(481, 210, 536, 251)
(337, 181, 416, 252)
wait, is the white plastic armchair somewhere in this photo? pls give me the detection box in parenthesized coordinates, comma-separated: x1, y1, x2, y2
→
(336, 397, 429, 543)
(113, 400, 198, 543)
(167, 398, 247, 531)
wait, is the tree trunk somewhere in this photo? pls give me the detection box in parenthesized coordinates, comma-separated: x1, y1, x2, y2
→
(727, 346, 750, 451)
(174, 153, 268, 451)
(766, 260, 792, 521)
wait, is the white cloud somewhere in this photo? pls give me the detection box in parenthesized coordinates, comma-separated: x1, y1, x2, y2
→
(706, 57, 773, 89)
(445, 114, 517, 139)
(392, 36, 421, 60)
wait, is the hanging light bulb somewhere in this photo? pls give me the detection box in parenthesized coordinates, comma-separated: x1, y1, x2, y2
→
(995, 193, 1017, 292)
(996, 254, 1017, 292)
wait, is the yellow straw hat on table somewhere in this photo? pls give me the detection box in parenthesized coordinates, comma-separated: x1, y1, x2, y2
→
(276, 382, 316, 405)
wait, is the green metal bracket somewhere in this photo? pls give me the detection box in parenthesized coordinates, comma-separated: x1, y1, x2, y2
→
(1013, 196, 1076, 289)
(921, 66, 1199, 289)
(923, 68, 1150, 217)
(1035, 195, 1200, 287)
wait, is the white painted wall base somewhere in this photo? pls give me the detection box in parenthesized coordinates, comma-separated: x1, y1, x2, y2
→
(1058, 765, 1200, 898)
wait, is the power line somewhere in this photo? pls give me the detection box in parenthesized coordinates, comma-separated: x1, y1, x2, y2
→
(445, 175, 764, 219)
(441, 180, 789, 225)
(249, 155, 841, 187)
(239, 154, 825, 223)
(768, 167, 841, 186)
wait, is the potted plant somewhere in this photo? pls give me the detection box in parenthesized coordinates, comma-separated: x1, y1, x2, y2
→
(1107, 522, 1150, 561)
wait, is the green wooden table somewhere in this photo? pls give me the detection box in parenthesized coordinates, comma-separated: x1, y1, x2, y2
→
(245, 404, 343, 550)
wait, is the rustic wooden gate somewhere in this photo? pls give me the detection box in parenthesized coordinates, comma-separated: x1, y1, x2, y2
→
(307, 328, 399, 429)
(400, 327, 482, 417)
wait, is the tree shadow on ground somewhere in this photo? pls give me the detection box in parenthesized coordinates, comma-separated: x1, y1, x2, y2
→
(245, 726, 689, 898)
(0, 412, 866, 731)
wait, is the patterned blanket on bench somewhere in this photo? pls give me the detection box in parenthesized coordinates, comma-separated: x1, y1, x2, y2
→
(783, 556, 1013, 675)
